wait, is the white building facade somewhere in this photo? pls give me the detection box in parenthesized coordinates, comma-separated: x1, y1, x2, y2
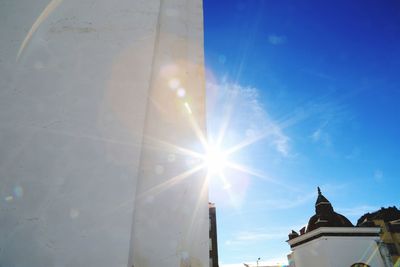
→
(287, 188, 390, 267)
(288, 227, 387, 267)
(0, 0, 208, 266)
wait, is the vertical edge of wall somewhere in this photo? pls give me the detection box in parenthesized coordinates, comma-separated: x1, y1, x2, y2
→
(128, 0, 209, 266)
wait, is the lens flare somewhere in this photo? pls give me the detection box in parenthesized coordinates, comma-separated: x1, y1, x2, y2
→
(177, 87, 186, 98)
(168, 78, 180, 89)
(138, 77, 284, 209)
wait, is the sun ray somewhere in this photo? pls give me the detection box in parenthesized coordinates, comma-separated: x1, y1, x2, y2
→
(215, 111, 231, 147)
(143, 135, 204, 159)
(225, 161, 295, 191)
(218, 171, 240, 206)
(183, 102, 208, 150)
(187, 171, 209, 242)
(136, 95, 294, 208)
(215, 85, 238, 147)
(138, 163, 205, 199)
(218, 170, 230, 189)
(224, 131, 270, 156)
(362, 243, 379, 265)
(184, 102, 192, 114)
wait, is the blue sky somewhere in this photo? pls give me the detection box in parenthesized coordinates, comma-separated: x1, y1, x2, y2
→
(203, 1, 400, 265)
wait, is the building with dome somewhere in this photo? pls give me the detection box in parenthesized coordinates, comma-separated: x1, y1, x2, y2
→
(287, 188, 391, 267)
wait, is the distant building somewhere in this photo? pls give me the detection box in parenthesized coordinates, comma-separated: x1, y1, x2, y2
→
(358, 206, 400, 265)
(242, 257, 288, 267)
(287, 187, 389, 267)
(243, 264, 287, 267)
(209, 202, 219, 267)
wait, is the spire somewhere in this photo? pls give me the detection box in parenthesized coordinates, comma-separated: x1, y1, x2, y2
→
(305, 186, 354, 233)
(316, 187, 330, 205)
(315, 186, 333, 214)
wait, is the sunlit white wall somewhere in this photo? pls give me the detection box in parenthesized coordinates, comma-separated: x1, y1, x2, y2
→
(289, 228, 386, 267)
(128, 0, 209, 266)
(0, 0, 207, 266)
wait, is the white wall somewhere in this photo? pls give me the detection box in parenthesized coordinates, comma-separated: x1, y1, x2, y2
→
(0, 0, 207, 266)
(128, 0, 209, 266)
(292, 236, 385, 267)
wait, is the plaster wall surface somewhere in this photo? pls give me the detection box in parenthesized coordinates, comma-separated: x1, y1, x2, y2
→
(292, 236, 385, 267)
(0, 0, 207, 266)
(128, 0, 209, 266)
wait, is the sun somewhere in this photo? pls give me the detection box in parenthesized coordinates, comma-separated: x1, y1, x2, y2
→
(138, 77, 276, 199)
(204, 145, 228, 175)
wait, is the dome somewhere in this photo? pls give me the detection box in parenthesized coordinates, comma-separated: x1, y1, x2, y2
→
(306, 187, 353, 233)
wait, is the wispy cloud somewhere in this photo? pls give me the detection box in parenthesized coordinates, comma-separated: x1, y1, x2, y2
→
(336, 205, 380, 225)
(231, 231, 284, 242)
(224, 224, 306, 247)
(300, 69, 335, 81)
(307, 100, 353, 152)
(225, 229, 286, 246)
(345, 147, 361, 160)
(268, 34, 287, 45)
(254, 191, 315, 210)
(207, 81, 291, 157)
(310, 127, 332, 147)
(337, 205, 379, 218)
(311, 128, 321, 141)
(374, 169, 384, 182)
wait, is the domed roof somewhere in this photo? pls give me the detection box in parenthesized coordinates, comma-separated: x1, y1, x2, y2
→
(357, 206, 400, 226)
(306, 187, 353, 233)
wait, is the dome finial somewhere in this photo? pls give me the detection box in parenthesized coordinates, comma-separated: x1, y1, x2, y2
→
(317, 186, 321, 195)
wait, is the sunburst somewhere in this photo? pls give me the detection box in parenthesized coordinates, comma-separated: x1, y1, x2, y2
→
(139, 78, 278, 204)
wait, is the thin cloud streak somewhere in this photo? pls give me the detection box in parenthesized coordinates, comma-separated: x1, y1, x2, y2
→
(254, 191, 315, 210)
(225, 229, 287, 246)
(268, 34, 287, 45)
(337, 205, 380, 218)
(207, 81, 291, 157)
(374, 169, 384, 182)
